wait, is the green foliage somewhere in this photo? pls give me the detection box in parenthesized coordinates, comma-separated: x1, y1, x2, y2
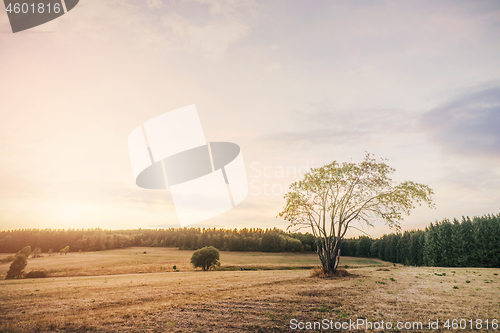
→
(6, 253, 27, 279)
(190, 246, 220, 271)
(356, 236, 372, 257)
(363, 214, 500, 268)
(278, 153, 434, 273)
(260, 231, 303, 252)
(0, 227, 316, 254)
(1, 213, 498, 270)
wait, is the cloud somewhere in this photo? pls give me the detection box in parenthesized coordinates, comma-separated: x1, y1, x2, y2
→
(182, 0, 257, 16)
(161, 12, 250, 59)
(262, 106, 418, 147)
(421, 85, 500, 157)
(146, 0, 163, 9)
(265, 62, 281, 74)
(158, 0, 256, 59)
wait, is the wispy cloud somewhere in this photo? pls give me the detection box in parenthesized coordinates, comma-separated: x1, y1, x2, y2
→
(262, 106, 418, 147)
(161, 12, 250, 59)
(421, 84, 500, 158)
(146, 0, 163, 9)
(183, 0, 257, 16)
(159, 0, 257, 59)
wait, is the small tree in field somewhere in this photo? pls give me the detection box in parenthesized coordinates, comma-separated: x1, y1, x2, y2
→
(19, 246, 31, 257)
(60, 246, 70, 255)
(190, 246, 220, 271)
(6, 254, 27, 279)
(31, 247, 42, 258)
(278, 153, 434, 275)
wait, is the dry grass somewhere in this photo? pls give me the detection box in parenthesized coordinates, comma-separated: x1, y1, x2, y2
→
(0, 248, 388, 278)
(0, 249, 498, 332)
(310, 267, 351, 278)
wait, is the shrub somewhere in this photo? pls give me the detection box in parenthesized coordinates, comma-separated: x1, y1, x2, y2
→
(24, 270, 48, 278)
(0, 255, 15, 264)
(31, 248, 42, 258)
(18, 246, 31, 257)
(59, 246, 70, 255)
(190, 246, 220, 271)
(6, 254, 27, 279)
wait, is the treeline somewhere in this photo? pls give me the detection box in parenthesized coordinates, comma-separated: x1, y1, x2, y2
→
(0, 228, 316, 254)
(341, 214, 500, 268)
(2, 214, 499, 268)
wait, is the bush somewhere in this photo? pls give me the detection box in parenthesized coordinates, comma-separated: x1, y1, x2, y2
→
(190, 246, 220, 271)
(31, 247, 42, 258)
(59, 246, 70, 255)
(18, 246, 31, 257)
(0, 255, 15, 264)
(6, 254, 27, 279)
(24, 270, 48, 279)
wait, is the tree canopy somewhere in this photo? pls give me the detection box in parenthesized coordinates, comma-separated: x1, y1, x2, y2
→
(278, 153, 434, 273)
(190, 246, 220, 271)
(6, 253, 27, 279)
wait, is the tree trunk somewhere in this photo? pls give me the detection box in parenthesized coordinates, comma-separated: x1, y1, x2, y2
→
(319, 238, 342, 274)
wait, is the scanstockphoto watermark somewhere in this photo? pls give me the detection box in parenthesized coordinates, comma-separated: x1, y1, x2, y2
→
(3, 0, 80, 33)
(289, 318, 499, 331)
(249, 161, 316, 196)
(290, 319, 424, 331)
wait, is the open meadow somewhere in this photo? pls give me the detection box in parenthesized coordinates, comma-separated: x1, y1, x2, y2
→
(0, 248, 499, 332)
(0, 248, 387, 278)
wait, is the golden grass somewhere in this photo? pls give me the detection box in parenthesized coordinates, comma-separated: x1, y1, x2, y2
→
(310, 267, 351, 278)
(0, 248, 388, 278)
(1, 249, 498, 332)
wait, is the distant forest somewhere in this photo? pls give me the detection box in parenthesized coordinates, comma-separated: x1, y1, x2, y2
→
(343, 214, 500, 268)
(1, 214, 499, 268)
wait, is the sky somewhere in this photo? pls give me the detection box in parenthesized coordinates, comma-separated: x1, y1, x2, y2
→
(0, 0, 499, 237)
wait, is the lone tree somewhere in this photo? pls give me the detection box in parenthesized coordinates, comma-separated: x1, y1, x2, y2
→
(190, 246, 220, 271)
(18, 246, 31, 257)
(6, 253, 28, 279)
(278, 153, 434, 274)
(31, 247, 42, 258)
(59, 246, 70, 255)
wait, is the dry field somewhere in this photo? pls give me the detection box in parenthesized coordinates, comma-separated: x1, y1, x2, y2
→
(0, 248, 387, 278)
(0, 249, 499, 332)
